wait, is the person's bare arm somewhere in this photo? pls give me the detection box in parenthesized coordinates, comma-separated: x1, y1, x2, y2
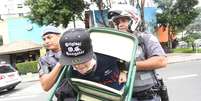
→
(136, 55, 167, 70)
(40, 63, 62, 91)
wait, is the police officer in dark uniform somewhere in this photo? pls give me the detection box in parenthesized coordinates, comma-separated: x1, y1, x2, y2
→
(108, 4, 167, 101)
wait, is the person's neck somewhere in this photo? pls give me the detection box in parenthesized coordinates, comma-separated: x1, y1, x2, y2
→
(90, 58, 96, 69)
(83, 59, 96, 75)
(51, 47, 60, 53)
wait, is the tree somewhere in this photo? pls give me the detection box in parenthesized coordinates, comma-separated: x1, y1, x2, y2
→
(0, 35, 3, 46)
(183, 32, 201, 51)
(186, 7, 201, 32)
(155, 0, 199, 48)
(25, 0, 85, 27)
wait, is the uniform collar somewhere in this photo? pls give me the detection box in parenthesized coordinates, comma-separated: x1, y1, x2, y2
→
(48, 50, 61, 58)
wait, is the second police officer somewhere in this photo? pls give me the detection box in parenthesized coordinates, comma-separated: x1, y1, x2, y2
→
(108, 4, 167, 101)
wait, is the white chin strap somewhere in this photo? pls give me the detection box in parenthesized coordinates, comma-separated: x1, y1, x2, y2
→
(129, 19, 141, 32)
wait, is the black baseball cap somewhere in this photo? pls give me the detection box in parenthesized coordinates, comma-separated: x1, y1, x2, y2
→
(59, 28, 93, 65)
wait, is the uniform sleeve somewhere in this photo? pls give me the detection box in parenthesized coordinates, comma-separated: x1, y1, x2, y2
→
(143, 34, 166, 58)
(38, 57, 50, 77)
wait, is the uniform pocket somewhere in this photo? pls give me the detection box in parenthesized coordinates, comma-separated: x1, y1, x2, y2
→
(134, 71, 156, 92)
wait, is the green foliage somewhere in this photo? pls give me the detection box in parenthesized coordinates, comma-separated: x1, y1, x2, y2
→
(173, 0, 199, 30)
(183, 33, 201, 44)
(183, 33, 201, 50)
(183, 33, 201, 40)
(0, 35, 3, 46)
(156, 0, 199, 33)
(25, 0, 85, 27)
(186, 8, 201, 32)
(16, 61, 38, 74)
(172, 48, 201, 53)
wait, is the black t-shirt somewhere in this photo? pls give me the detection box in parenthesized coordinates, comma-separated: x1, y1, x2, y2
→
(70, 53, 123, 90)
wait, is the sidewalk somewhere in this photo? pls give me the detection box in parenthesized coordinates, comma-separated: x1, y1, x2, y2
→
(167, 53, 201, 64)
(20, 53, 201, 82)
(20, 72, 39, 82)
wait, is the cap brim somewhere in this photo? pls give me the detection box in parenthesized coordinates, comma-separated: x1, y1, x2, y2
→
(59, 49, 94, 65)
(113, 16, 130, 22)
(42, 32, 60, 37)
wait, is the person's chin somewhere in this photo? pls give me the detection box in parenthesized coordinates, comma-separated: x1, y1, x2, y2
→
(78, 69, 87, 75)
(47, 47, 54, 50)
(47, 46, 57, 50)
(79, 71, 87, 75)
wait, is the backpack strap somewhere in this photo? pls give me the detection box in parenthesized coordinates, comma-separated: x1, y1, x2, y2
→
(137, 35, 148, 59)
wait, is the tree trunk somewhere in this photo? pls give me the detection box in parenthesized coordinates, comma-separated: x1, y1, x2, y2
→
(168, 25, 172, 49)
(73, 16, 76, 28)
(192, 43, 195, 52)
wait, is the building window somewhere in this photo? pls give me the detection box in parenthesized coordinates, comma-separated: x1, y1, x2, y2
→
(17, 4, 23, 8)
(19, 13, 24, 16)
(15, 50, 40, 63)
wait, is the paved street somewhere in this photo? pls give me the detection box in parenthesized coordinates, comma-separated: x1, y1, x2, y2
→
(157, 60, 201, 101)
(0, 81, 48, 101)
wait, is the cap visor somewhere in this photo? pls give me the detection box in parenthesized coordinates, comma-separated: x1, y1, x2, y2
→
(59, 50, 94, 65)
